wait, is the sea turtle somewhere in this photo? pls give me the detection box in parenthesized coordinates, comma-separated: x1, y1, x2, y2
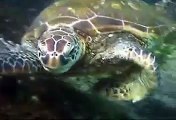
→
(0, 0, 175, 102)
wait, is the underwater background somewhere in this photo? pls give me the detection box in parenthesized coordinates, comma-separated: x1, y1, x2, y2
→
(0, 0, 176, 119)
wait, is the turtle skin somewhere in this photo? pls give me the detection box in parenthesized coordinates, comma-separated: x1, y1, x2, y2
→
(0, 38, 42, 74)
(0, 0, 175, 102)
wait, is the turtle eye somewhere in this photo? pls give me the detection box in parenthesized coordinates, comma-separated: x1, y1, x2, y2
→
(62, 42, 73, 55)
(64, 48, 71, 56)
(38, 49, 47, 57)
(68, 48, 77, 59)
(40, 41, 46, 46)
(69, 48, 75, 56)
(38, 51, 41, 57)
(38, 51, 45, 58)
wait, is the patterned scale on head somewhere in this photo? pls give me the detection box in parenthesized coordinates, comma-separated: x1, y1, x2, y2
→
(37, 25, 84, 73)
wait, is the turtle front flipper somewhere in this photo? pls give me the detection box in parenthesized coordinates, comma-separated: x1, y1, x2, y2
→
(0, 38, 43, 75)
(92, 33, 159, 103)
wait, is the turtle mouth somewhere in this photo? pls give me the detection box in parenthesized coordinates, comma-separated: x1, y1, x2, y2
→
(42, 57, 60, 71)
(41, 55, 70, 71)
(48, 57, 60, 69)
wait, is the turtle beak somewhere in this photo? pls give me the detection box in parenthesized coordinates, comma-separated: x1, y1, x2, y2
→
(41, 54, 69, 71)
(41, 54, 60, 70)
(48, 56, 60, 69)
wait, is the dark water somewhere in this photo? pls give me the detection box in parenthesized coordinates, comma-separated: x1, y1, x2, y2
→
(0, 0, 176, 119)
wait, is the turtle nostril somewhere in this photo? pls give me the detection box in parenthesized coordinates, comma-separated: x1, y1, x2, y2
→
(51, 52, 59, 57)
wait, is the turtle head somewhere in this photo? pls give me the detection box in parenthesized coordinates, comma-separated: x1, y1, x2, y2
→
(37, 26, 84, 73)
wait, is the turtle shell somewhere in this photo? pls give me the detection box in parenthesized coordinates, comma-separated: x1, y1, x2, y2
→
(30, 0, 176, 40)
